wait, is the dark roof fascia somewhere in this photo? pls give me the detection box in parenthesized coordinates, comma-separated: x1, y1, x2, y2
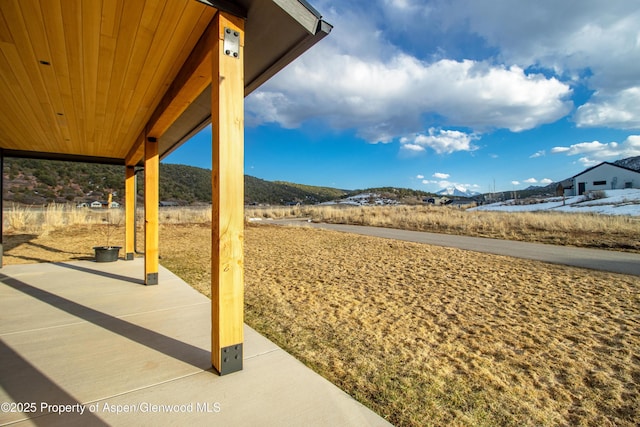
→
(571, 161, 640, 179)
(295, 0, 323, 18)
(195, 0, 248, 18)
(2, 149, 124, 166)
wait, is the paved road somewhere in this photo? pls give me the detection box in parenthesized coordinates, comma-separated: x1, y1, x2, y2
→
(269, 219, 640, 277)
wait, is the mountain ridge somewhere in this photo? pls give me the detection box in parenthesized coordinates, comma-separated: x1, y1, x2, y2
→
(436, 186, 481, 197)
(3, 155, 639, 206)
(613, 155, 640, 171)
(1, 159, 359, 206)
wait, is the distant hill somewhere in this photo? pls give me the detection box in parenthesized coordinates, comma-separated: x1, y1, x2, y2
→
(3, 158, 125, 205)
(2, 159, 215, 205)
(246, 176, 347, 205)
(6, 155, 638, 206)
(613, 156, 640, 171)
(1, 158, 348, 206)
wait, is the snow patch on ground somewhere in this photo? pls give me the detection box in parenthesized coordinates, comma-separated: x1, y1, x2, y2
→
(470, 189, 640, 216)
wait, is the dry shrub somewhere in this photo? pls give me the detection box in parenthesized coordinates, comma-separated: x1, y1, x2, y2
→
(5, 206, 39, 233)
(158, 206, 212, 224)
(245, 205, 303, 219)
(5, 204, 113, 234)
(3, 205, 210, 237)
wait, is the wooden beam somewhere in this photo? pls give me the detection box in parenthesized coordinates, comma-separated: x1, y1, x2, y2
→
(145, 14, 217, 140)
(125, 165, 136, 260)
(144, 136, 159, 285)
(211, 11, 245, 376)
(125, 132, 145, 167)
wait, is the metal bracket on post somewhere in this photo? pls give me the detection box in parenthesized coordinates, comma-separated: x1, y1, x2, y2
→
(223, 27, 240, 59)
(218, 343, 243, 375)
(146, 272, 158, 286)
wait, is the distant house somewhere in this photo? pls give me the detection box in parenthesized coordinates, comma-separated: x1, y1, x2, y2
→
(423, 196, 451, 206)
(565, 162, 640, 196)
(88, 200, 120, 208)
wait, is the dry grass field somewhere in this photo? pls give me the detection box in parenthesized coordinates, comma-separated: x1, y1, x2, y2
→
(246, 204, 640, 252)
(3, 217, 639, 427)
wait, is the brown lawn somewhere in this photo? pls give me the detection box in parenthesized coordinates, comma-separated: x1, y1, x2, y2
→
(3, 223, 639, 426)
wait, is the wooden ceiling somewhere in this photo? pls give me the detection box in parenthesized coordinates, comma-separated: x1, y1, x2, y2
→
(0, 0, 331, 165)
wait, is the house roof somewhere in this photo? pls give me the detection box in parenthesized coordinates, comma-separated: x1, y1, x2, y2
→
(571, 161, 640, 179)
(0, 0, 331, 165)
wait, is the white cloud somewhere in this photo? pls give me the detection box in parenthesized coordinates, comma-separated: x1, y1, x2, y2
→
(514, 178, 553, 186)
(400, 143, 425, 153)
(577, 157, 600, 168)
(246, 3, 573, 143)
(247, 0, 640, 154)
(575, 87, 640, 129)
(428, 0, 640, 130)
(401, 128, 479, 154)
(416, 174, 424, 179)
(384, 0, 420, 11)
(530, 150, 545, 158)
(429, 180, 479, 192)
(551, 135, 640, 161)
(433, 172, 450, 179)
(422, 179, 437, 184)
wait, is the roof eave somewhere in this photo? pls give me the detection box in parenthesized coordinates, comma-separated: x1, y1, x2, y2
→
(244, 18, 332, 96)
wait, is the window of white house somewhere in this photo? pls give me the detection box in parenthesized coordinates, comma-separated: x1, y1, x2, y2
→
(593, 180, 606, 186)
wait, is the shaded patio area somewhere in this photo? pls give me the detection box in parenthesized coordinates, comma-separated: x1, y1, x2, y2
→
(0, 259, 390, 426)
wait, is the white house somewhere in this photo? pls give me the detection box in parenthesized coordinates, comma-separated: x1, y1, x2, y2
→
(565, 162, 640, 196)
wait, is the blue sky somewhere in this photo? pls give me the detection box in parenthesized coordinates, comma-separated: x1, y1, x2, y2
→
(165, 0, 640, 193)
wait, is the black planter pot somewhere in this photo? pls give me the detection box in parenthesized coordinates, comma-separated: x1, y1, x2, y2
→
(93, 246, 122, 263)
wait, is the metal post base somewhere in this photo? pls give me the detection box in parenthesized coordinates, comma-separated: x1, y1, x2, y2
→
(216, 343, 243, 375)
(145, 272, 158, 285)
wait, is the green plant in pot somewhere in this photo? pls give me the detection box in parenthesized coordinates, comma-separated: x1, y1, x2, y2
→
(93, 197, 122, 262)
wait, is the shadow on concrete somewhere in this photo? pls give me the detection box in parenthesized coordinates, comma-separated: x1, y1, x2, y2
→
(0, 339, 108, 426)
(0, 273, 211, 370)
(54, 262, 144, 285)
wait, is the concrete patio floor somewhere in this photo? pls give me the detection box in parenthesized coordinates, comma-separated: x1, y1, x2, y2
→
(0, 259, 391, 426)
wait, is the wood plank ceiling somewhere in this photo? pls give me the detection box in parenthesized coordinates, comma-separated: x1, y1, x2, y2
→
(0, 0, 216, 162)
(0, 0, 331, 165)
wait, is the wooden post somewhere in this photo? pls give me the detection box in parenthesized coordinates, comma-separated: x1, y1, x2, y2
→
(0, 149, 3, 268)
(211, 11, 245, 375)
(144, 137, 159, 285)
(125, 165, 136, 260)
